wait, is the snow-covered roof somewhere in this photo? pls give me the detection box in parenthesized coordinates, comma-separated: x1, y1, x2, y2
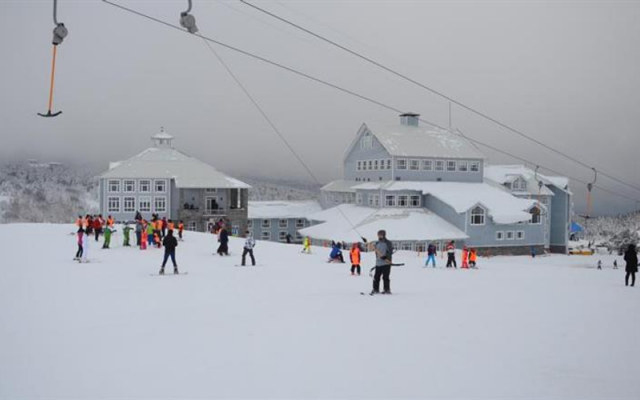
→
(299, 204, 468, 243)
(321, 180, 359, 193)
(101, 147, 250, 189)
(363, 122, 485, 159)
(248, 200, 322, 220)
(354, 180, 537, 224)
(484, 165, 570, 193)
(152, 131, 174, 140)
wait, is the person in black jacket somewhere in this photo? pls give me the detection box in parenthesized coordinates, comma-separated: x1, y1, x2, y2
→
(217, 227, 230, 256)
(160, 230, 179, 275)
(624, 244, 638, 287)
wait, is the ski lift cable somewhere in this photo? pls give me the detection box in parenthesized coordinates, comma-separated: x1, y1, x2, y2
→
(101, 1, 640, 208)
(238, 0, 640, 195)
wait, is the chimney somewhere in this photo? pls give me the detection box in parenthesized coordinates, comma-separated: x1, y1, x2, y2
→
(400, 112, 420, 127)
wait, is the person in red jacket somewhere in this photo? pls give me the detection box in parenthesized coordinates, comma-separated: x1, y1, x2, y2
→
(350, 243, 361, 276)
(461, 247, 469, 269)
(93, 215, 103, 242)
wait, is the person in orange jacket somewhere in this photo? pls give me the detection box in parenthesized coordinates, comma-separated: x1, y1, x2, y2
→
(178, 221, 184, 240)
(469, 248, 478, 269)
(168, 220, 175, 231)
(107, 215, 115, 228)
(350, 243, 362, 276)
(461, 247, 469, 269)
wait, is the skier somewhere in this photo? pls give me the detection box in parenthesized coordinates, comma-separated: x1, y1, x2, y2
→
(302, 236, 312, 254)
(469, 248, 478, 269)
(425, 242, 437, 268)
(146, 221, 155, 247)
(328, 242, 344, 263)
(461, 247, 470, 269)
(160, 229, 179, 275)
(178, 220, 184, 241)
(371, 230, 393, 295)
(135, 220, 143, 247)
(161, 217, 167, 238)
(597, 260, 602, 270)
(102, 224, 112, 249)
(81, 226, 91, 263)
(531, 246, 537, 258)
(623, 244, 637, 287)
(446, 241, 457, 268)
(134, 211, 142, 221)
(122, 224, 132, 247)
(217, 227, 230, 256)
(350, 243, 361, 275)
(168, 219, 175, 232)
(286, 233, 292, 244)
(93, 215, 103, 242)
(613, 260, 618, 269)
(74, 227, 84, 260)
(241, 231, 256, 266)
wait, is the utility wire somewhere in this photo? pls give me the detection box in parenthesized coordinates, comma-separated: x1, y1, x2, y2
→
(102, 0, 640, 206)
(239, 0, 640, 195)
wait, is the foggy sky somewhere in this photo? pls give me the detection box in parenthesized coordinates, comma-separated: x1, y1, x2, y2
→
(1, 0, 640, 216)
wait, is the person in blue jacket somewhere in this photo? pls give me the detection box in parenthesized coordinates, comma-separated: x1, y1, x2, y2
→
(329, 242, 345, 263)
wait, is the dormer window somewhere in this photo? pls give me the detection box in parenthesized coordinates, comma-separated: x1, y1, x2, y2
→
(470, 205, 486, 226)
(530, 206, 542, 224)
(360, 131, 374, 150)
(512, 177, 527, 191)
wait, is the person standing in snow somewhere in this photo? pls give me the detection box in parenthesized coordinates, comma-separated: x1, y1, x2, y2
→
(286, 233, 293, 244)
(122, 224, 132, 247)
(461, 247, 470, 269)
(425, 242, 437, 268)
(350, 243, 361, 275)
(241, 231, 256, 266)
(93, 215, 103, 242)
(446, 241, 457, 268)
(135, 220, 142, 247)
(102, 223, 112, 249)
(146, 221, 155, 247)
(74, 227, 84, 260)
(81, 226, 91, 263)
(302, 237, 312, 254)
(469, 248, 478, 269)
(217, 226, 230, 256)
(613, 260, 618, 269)
(160, 230, 179, 275)
(623, 244, 637, 287)
(161, 217, 167, 238)
(371, 230, 393, 295)
(531, 246, 537, 258)
(329, 242, 344, 263)
(178, 220, 184, 241)
(597, 260, 602, 270)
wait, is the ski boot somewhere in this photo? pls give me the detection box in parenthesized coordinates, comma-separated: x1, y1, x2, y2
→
(159, 267, 165, 275)
(369, 290, 380, 296)
(382, 290, 392, 295)
(174, 267, 179, 275)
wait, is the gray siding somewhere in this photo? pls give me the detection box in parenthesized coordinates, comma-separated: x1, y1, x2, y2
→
(100, 177, 173, 222)
(248, 218, 314, 243)
(549, 186, 571, 253)
(392, 157, 484, 183)
(344, 133, 393, 182)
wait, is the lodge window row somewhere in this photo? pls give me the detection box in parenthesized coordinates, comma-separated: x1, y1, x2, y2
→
(247, 219, 307, 229)
(106, 196, 166, 213)
(356, 159, 481, 173)
(495, 230, 526, 241)
(107, 179, 167, 194)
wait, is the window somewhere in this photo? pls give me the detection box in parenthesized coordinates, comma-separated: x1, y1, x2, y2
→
(357, 161, 362, 171)
(386, 159, 392, 170)
(296, 219, 305, 228)
(123, 180, 135, 193)
(458, 161, 468, 172)
(516, 231, 525, 240)
(139, 180, 151, 193)
(295, 232, 303, 241)
(123, 197, 136, 213)
(139, 197, 151, 212)
(154, 197, 167, 213)
(374, 160, 379, 170)
(398, 195, 409, 207)
(379, 159, 386, 170)
(435, 160, 445, 171)
(470, 206, 485, 226)
(422, 160, 433, 171)
(372, 194, 380, 207)
(187, 221, 197, 231)
(447, 160, 457, 172)
(279, 219, 288, 228)
(512, 177, 527, 191)
(470, 161, 480, 172)
(279, 231, 288, 242)
(506, 231, 515, 240)
(356, 193, 363, 205)
(361, 132, 373, 149)
(261, 219, 271, 229)
(107, 197, 120, 213)
(247, 220, 253, 229)
(400, 242, 413, 251)
(362, 161, 367, 171)
(108, 180, 120, 193)
(261, 231, 271, 241)
(396, 159, 407, 170)
(385, 195, 396, 207)
(496, 231, 504, 241)
(409, 160, 420, 170)
(205, 188, 217, 193)
(154, 179, 167, 193)
(410, 195, 421, 207)
(530, 207, 542, 224)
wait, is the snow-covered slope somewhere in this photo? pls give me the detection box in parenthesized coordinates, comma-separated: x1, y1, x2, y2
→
(0, 224, 638, 398)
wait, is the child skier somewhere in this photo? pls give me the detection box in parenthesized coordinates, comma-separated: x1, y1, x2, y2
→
(425, 242, 437, 268)
(74, 227, 84, 260)
(135, 220, 142, 247)
(597, 260, 602, 270)
(614, 260, 618, 269)
(461, 247, 469, 269)
(241, 231, 256, 266)
(328, 242, 345, 263)
(178, 220, 184, 240)
(122, 224, 132, 247)
(81, 227, 90, 263)
(302, 236, 312, 254)
(160, 229, 179, 275)
(102, 225, 112, 249)
(446, 241, 457, 268)
(146, 222, 155, 247)
(350, 243, 361, 275)
(217, 227, 230, 256)
(469, 248, 478, 269)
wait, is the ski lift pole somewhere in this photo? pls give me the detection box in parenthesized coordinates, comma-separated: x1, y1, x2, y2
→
(38, 0, 68, 118)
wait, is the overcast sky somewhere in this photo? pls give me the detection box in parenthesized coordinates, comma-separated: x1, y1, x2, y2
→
(1, 0, 639, 215)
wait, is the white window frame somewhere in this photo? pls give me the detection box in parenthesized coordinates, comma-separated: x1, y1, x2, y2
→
(107, 196, 120, 213)
(506, 231, 515, 240)
(409, 159, 420, 171)
(372, 194, 380, 207)
(123, 179, 136, 193)
(154, 196, 167, 213)
(368, 160, 373, 170)
(516, 230, 525, 240)
(435, 160, 445, 171)
(379, 159, 386, 170)
(295, 232, 303, 241)
(357, 161, 362, 171)
(139, 196, 151, 212)
(496, 231, 504, 241)
(139, 179, 151, 193)
(422, 160, 433, 171)
(356, 192, 363, 205)
(279, 219, 288, 228)
(279, 231, 288, 242)
(386, 159, 392, 170)
(396, 159, 407, 170)
(470, 205, 486, 226)
(154, 179, 167, 193)
(296, 219, 305, 228)
(400, 242, 413, 251)
(361, 132, 373, 150)
(447, 160, 457, 172)
(530, 207, 542, 224)
(205, 188, 218, 193)
(374, 160, 379, 170)
(512, 177, 527, 191)
(362, 160, 368, 171)
(108, 179, 121, 193)
(187, 221, 197, 231)
(261, 231, 271, 241)
(123, 196, 136, 213)
(410, 195, 421, 207)
(458, 161, 468, 172)
(262, 219, 271, 229)
(398, 195, 409, 207)
(385, 195, 396, 207)
(470, 161, 480, 172)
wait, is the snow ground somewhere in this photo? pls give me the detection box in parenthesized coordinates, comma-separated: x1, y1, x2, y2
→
(0, 224, 638, 399)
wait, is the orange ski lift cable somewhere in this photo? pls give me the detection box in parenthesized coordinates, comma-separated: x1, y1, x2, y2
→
(180, 0, 199, 34)
(38, 0, 68, 118)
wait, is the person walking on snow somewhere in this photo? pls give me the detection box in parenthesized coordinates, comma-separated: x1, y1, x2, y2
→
(446, 241, 457, 268)
(135, 220, 142, 247)
(350, 243, 361, 275)
(102, 224, 112, 249)
(624, 244, 637, 287)
(425, 242, 437, 268)
(160, 230, 179, 275)
(469, 248, 478, 269)
(241, 231, 256, 266)
(123, 224, 132, 247)
(74, 227, 84, 260)
(178, 220, 184, 241)
(302, 237, 312, 254)
(461, 247, 470, 269)
(217, 227, 230, 256)
(93, 215, 103, 242)
(371, 230, 393, 295)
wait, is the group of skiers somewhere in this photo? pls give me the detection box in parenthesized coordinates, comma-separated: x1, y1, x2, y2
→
(74, 214, 116, 262)
(441, 241, 478, 269)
